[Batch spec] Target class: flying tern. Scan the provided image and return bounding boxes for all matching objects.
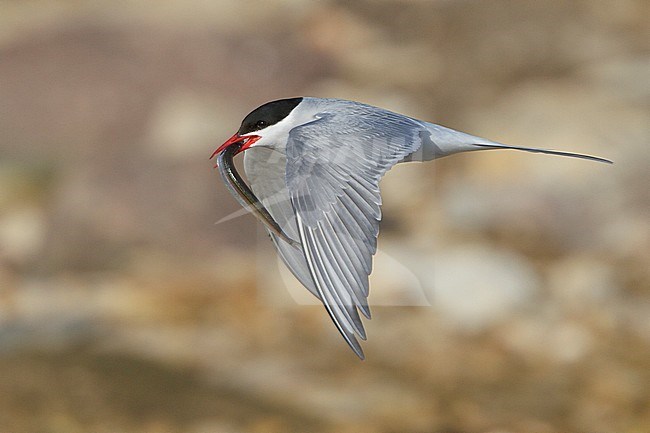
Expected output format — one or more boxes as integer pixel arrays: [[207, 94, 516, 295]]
[[211, 97, 611, 359]]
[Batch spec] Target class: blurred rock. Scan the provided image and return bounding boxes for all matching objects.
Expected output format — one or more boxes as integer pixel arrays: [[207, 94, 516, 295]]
[[500, 317, 595, 364], [145, 90, 244, 162], [425, 244, 540, 332], [546, 255, 619, 310], [0, 206, 46, 265]]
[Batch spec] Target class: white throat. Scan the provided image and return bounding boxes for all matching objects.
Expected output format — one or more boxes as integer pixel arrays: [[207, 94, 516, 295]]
[[243, 100, 320, 151]]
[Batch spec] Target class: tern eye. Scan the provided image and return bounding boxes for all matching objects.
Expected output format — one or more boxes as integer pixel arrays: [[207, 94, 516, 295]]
[[255, 120, 267, 129]]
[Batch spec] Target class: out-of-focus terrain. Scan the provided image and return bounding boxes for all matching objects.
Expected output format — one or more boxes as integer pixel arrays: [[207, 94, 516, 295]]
[[0, 1, 648, 432]]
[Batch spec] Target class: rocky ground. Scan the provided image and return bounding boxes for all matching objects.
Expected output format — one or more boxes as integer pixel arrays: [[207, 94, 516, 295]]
[[0, 1, 648, 432]]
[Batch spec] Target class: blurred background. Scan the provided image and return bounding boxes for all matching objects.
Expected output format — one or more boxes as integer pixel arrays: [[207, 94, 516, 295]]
[[1, 1, 648, 432]]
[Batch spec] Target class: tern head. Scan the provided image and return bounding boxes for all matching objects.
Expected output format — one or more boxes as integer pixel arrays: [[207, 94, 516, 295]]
[[212, 97, 307, 157]]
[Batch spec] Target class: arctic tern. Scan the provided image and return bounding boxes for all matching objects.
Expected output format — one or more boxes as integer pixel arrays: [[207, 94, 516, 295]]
[[211, 97, 611, 359]]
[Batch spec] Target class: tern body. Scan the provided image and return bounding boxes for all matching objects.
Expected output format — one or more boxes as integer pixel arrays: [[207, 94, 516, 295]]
[[213, 97, 610, 359]]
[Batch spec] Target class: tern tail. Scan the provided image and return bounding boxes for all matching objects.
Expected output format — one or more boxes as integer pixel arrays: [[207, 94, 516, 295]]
[[471, 143, 613, 164], [410, 122, 613, 164]]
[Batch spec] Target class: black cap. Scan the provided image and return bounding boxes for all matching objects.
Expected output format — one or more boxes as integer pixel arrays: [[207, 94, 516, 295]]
[[238, 97, 303, 135]]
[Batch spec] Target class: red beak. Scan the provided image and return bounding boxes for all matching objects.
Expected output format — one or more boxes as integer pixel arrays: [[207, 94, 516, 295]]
[[210, 133, 261, 159]]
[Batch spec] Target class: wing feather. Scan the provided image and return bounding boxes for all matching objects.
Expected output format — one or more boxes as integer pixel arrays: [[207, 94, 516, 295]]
[[319, 215, 371, 317], [285, 103, 423, 358], [297, 215, 366, 359], [328, 205, 372, 275], [312, 225, 366, 337]]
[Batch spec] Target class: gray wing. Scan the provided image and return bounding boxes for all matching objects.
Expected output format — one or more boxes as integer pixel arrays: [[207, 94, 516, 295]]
[[243, 147, 321, 299], [286, 106, 423, 358]]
